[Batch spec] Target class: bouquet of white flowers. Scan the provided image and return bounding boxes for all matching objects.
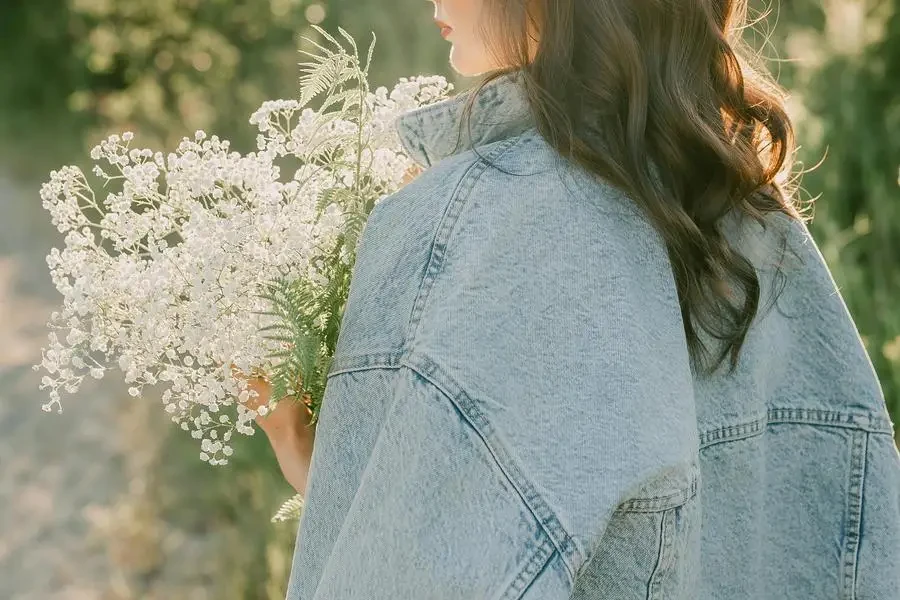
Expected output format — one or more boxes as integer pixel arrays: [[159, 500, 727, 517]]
[[33, 25, 452, 520]]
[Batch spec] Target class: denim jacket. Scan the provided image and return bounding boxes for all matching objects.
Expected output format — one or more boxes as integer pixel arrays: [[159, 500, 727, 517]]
[[285, 69, 900, 599]]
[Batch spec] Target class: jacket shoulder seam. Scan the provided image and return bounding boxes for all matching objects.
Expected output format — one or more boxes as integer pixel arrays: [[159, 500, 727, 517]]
[[402, 133, 532, 348]]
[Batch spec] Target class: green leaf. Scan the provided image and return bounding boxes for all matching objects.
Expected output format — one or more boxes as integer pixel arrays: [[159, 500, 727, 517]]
[[271, 493, 306, 523], [364, 32, 377, 75]]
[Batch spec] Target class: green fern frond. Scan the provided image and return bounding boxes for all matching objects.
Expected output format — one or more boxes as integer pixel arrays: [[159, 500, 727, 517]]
[[336, 27, 358, 58], [363, 32, 376, 74], [298, 53, 347, 108], [309, 23, 342, 50], [315, 186, 355, 220], [337, 64, 361, 85], [318, 88, 362, 114], [299, 28, 337, 57], [247, 25, 394, 427], [256, 277, 318, 314], [271, 493, 306, 523], [253, 271, 334, 409]]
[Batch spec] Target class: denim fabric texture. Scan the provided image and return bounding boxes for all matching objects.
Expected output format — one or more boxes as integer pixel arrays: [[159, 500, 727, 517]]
[[285, 69, 900, 599]]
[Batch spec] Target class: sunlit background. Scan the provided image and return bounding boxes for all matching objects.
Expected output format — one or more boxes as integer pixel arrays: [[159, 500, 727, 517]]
[[1, 1, 898, 598]]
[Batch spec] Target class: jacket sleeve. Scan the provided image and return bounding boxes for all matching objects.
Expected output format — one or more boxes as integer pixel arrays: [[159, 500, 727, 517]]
[[287, 364, 574, 600]]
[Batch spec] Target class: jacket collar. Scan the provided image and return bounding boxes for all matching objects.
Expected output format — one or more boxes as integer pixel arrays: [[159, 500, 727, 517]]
[[393, 68, 535, 169]]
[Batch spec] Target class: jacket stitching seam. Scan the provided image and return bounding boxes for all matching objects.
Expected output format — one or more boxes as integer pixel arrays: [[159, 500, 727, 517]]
[[321, 355, 570, 595], [851, 434, 869, 598], [328, 361, 894, 439], [400, 352, 582, 587], [402, 133, 528, 352], [768, 407, 893, 433], [614, 469, 699, 512], [840, 429, 867, 599], [698, 407, 893, 448], [645, 507, 674, 600], [698, 416, 765, 448], [501, 543, 557, 600]]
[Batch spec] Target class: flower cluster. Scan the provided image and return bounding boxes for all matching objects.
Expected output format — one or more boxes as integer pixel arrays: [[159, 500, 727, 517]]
[[34, 42, 453, 467]]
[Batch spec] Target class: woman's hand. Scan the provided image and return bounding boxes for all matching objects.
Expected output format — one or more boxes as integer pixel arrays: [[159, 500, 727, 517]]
[[231, 365, 317, 496], [401, 164, 423, 187]]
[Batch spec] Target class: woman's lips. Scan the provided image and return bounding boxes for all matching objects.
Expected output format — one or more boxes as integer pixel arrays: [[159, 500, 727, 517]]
[[440, 26, 453, 39]]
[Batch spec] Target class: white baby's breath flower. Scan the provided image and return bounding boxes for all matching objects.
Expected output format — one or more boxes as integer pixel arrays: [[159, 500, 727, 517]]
[[34, 31, 453, 468]]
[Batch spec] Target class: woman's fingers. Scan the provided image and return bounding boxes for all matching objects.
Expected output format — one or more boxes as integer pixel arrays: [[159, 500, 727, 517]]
[[225, 362, 313, 424]]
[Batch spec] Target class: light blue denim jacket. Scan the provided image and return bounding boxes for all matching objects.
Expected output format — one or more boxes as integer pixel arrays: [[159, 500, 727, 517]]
[[285, 70, 900, 599]]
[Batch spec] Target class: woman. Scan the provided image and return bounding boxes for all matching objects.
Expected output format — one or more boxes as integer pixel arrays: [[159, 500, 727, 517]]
[[249, 1, 900, 598]]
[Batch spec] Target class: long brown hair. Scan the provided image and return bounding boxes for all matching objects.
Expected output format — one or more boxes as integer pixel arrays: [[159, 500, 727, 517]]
[[458, 0, 808, 377]]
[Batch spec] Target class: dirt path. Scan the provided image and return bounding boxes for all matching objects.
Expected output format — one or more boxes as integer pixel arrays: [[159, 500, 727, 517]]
[[0, 172, 131, 599]]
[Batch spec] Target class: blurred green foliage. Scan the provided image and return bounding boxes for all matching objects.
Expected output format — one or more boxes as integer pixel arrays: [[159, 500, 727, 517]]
[[2, 0, 897, 597], [0, 0, 462, 179], [744, 0, 900, 424], [0, 0, 314, 177]]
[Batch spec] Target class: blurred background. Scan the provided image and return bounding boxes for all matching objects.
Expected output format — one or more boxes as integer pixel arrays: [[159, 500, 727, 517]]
[[0, 0, 897, 598]]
